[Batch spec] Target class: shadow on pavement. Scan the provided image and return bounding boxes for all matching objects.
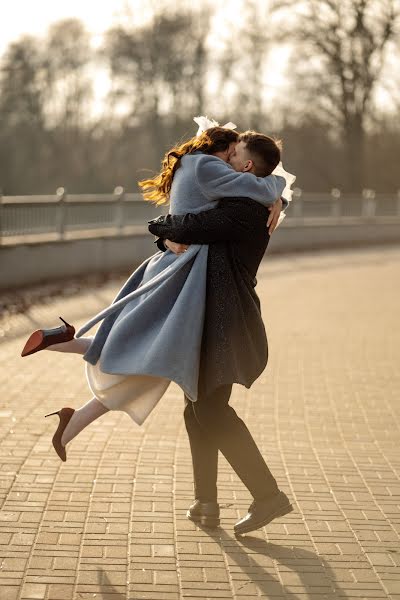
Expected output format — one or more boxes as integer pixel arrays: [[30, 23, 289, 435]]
[[81, 568, 125, 599], [201, 526, 349, 600]]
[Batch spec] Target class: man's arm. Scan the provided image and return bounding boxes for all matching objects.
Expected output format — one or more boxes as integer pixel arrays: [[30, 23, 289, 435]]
[[148, 198, 268, 245]]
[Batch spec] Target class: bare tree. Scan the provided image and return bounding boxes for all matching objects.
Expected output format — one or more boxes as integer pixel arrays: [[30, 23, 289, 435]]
[[0, 36, 47, 192], [0, 21, 97, 194], [44, 19, 93, 130], [281, 0, 400, 191], [102, 6, 212, 172], [217, 0, 278, 130], [42, 19, 95, 189], [103, 8, 210, 121], [239, 1, 273, 129]]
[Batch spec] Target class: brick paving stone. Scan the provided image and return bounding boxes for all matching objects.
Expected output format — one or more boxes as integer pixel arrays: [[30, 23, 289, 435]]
[[1, 587, 20, 600], [1, 246, 400, 599]]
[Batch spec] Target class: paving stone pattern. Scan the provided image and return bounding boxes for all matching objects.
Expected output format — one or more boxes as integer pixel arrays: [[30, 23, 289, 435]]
[[0, 246, 399, 600]]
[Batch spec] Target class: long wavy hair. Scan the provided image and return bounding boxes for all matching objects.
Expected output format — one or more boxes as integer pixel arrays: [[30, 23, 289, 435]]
[[139, 127, 239, 205]]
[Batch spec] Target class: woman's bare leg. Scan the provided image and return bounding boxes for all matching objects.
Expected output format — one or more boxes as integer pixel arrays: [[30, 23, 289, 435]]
[[61, 397, 109, 446], [46, 336, 93, 355]]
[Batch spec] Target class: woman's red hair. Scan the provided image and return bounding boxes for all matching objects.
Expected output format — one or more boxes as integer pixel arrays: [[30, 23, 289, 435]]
[[139, 127, 239, 205]]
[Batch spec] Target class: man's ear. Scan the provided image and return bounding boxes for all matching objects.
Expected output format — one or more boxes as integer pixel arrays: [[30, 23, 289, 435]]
[[243, 160, 253, 172]]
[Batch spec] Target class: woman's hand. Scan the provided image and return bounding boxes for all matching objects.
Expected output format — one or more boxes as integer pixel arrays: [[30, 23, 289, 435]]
[[164, 239, 190, 254], [267, 198, 283, 234]]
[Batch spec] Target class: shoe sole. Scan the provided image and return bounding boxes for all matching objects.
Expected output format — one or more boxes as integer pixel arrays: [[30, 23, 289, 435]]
[[21, 325, 75, 357], [186, 511, 220, 528], [21, 331, 44, 357], [234, 501, 294, 536]]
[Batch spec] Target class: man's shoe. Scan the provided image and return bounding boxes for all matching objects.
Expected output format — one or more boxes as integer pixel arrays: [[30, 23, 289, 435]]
[[234, 490, 293, 536], [187, 499, 220, 528]]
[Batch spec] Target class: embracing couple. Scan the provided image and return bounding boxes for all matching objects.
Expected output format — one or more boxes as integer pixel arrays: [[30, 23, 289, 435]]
[[21, 118, 296, 536]]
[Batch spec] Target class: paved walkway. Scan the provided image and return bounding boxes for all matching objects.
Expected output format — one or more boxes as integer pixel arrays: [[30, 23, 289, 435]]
[[1, 245, 399, 600]]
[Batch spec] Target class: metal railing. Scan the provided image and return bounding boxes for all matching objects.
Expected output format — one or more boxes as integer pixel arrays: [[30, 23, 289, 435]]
[[0, 187, 168, 244], [1, 187, 399, 244], [289, 188, 400, 220]]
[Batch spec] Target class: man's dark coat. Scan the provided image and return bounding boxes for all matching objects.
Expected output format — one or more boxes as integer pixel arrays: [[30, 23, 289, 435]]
[[148, 197, 271, 399]]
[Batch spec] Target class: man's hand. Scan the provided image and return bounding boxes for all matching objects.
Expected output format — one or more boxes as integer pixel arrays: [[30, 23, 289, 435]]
[[164, 239, 190, 254], [267, 197, 283, 234]]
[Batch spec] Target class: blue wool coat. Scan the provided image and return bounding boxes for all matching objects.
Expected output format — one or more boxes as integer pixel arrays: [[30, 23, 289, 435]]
[[76, 153, 286, 405]]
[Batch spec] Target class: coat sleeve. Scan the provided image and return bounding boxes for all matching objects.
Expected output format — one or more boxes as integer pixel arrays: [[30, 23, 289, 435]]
[[148, 199, 268, 244], [195, 155, 289, 209]]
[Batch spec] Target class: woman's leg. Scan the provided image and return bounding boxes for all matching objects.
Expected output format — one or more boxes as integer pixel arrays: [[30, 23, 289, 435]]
[[61, 397, 109, 446], [46, 336, 93, 355]]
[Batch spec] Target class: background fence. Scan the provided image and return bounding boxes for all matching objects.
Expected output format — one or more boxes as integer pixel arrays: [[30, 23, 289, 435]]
[[1, 189, 399, 291], [1, 189, 400, 244], [0, 188, 165, 243]]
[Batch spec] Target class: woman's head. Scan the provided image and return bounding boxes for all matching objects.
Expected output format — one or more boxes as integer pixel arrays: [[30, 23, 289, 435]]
[[139, 127, 239, 205], [201, 127, 239, 161]]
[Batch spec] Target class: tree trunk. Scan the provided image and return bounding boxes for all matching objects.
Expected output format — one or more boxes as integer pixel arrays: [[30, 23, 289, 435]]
[[345, 115, 365, 192]]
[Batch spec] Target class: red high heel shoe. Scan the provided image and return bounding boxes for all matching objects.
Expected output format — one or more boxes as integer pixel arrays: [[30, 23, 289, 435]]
[[44, 407, 75, 462], [21, 317, 75, 357]]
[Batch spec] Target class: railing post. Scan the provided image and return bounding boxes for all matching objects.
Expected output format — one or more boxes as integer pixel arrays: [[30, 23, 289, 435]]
[[114, 186, 125, 232], [331, 188, 341, 219], [292, 188, 303, 218], [0, 189, 3, 245], [362, 189, 376, 218], [56, 187, 66, 240]]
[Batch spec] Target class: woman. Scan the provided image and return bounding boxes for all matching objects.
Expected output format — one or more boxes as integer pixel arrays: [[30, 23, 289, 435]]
[[21, 122, 290, 461]]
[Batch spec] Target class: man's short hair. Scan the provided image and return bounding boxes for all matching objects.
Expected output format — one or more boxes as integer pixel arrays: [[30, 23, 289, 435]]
[[239, 131, 282, 177]]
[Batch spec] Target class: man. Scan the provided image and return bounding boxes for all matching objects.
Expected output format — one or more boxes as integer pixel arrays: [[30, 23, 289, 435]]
[[148, 131, 294, 536]]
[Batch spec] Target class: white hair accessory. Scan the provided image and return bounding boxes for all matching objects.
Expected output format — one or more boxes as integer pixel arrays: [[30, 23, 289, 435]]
[[193, 116, 237, 136], [272, 162, 296, 204], [271, 161, 297, 228]]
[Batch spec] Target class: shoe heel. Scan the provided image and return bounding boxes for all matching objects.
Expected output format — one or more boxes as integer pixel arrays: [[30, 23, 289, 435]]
[[277, 503, 294, 518], [200, 515, 220, 528], [45, 411, 60, 418], [187, 512, 201, 522], [59, 317, 73, 329]]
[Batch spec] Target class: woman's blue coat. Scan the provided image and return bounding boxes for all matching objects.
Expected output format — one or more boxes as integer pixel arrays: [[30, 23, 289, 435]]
[[76, 153, 286, 403]]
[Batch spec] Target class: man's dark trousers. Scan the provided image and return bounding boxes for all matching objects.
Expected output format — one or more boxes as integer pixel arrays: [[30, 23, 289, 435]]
[[148, 198, 284, 503], [183, 385, 279, 502]]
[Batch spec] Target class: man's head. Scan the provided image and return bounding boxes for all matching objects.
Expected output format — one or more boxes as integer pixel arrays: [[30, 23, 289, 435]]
[[229, 131, 282, 176]]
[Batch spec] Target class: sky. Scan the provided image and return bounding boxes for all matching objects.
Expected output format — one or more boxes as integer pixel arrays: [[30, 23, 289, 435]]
[[0, 1, 155, 116], [1, 0, 395, 116], [0, 0, 147, 55], [0, 0, 244, 54]]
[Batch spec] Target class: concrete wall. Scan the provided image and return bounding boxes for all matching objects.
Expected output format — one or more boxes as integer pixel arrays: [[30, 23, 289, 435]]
[[1, 220, 399, 291], [1, 233, 155, 290], [268, 220, 400, 253]]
